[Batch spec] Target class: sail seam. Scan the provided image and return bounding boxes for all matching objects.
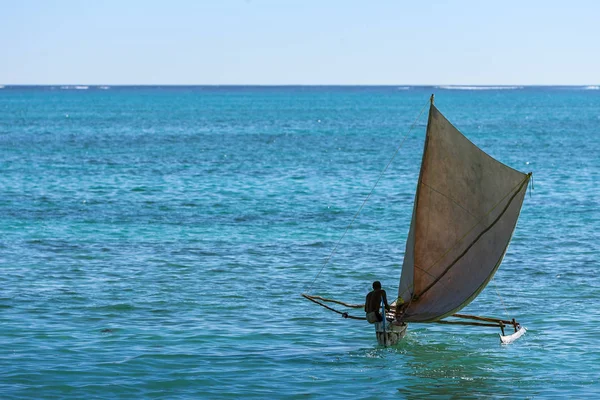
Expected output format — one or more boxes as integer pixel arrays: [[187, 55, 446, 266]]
[[413, 174, 529, 279], [413, 174, 531, 301], [412, 246, 509, 322], [420, 180, 479, 220]]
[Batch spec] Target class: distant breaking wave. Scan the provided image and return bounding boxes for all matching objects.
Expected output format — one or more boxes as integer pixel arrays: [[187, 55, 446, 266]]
[[397, 86, 410, 90], [437, 85, 523, 90], [98, 86, 110, 90], [583, 85, 599, 90], [60, 85, 89, 90], [0, 85, 4, 89]]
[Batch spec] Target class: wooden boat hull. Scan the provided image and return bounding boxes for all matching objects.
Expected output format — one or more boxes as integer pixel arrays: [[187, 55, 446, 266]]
[[375, 321, 408, 346]]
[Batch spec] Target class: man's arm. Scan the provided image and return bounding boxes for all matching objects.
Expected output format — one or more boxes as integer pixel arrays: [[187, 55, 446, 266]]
[[382, 290, 391, 310]]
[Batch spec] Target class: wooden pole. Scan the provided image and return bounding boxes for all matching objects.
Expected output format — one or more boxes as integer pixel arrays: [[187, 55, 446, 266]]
[[301, 294, 366, 320], [302, 294, 363, 308], [452, 313, 516, 326], [433, 320, 500, 328]]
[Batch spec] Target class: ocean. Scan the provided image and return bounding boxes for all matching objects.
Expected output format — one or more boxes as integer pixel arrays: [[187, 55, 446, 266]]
[[0, 85, 598, 398]]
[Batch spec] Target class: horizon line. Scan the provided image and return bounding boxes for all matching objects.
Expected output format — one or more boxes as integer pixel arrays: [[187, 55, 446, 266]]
[[1, 84, 599, 87]]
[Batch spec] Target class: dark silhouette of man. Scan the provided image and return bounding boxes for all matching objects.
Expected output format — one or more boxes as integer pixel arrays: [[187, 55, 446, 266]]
[[365, 281, 390, 323]]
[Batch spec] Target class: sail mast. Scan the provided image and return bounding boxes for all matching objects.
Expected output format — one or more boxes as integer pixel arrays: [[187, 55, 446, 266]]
[[397, 95, 435, 313]]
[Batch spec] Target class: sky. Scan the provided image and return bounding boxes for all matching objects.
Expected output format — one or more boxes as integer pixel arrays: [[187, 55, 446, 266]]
[[1, 0, 598, 85]]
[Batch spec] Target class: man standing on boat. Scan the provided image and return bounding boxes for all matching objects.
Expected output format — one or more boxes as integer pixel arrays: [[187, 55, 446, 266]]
[[365, 281, 390, 323]]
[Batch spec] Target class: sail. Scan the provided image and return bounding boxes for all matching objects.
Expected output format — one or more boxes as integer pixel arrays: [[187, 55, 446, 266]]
[[398, 105, 530, 322]]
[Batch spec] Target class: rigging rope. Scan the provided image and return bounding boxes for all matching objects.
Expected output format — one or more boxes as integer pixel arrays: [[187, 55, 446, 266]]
[[492, 278, 510, 320], [303, 98, 431, 295], [486, 173, 535, 320], [492, 173, 532, 320]]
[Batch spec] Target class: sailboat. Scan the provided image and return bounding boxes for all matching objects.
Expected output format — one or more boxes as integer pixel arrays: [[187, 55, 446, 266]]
[[303, 95, 531, 346]]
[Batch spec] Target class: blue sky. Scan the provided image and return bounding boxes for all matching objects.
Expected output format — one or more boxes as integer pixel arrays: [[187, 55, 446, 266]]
[[1, 0, 598, 85]]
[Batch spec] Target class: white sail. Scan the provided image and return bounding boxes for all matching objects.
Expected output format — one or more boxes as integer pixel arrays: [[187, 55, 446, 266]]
[[398, 105, 530, 322]]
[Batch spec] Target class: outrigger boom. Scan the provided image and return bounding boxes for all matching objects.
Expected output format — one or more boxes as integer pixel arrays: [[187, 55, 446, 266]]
[[432, 313, 525, 344], [302, 294, 526, 344]]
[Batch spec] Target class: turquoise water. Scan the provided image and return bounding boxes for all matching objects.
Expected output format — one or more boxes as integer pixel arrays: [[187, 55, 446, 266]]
[[0, 86, 598, 398]]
